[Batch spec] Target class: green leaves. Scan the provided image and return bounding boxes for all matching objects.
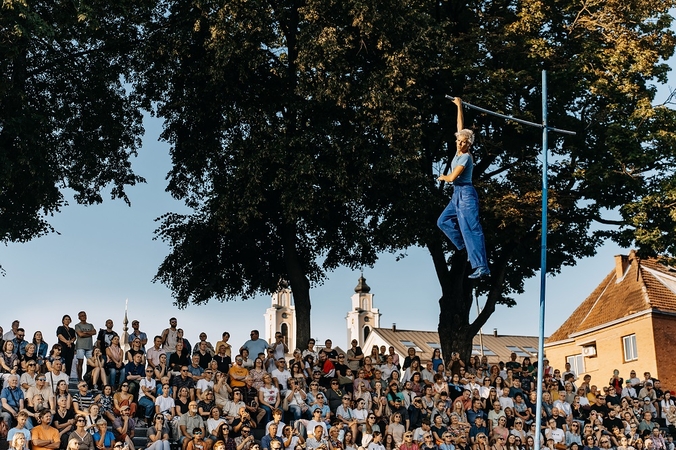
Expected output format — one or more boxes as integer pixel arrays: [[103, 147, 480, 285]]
[[0, 0, 150, 245]]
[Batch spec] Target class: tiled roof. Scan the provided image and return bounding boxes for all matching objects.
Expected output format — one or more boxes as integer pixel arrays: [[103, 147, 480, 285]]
[[371, 328, 539, 363], [546, 251, 676, 343]]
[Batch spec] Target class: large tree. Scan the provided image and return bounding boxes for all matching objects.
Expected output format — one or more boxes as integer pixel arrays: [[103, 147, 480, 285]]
[[139, 0, 395, 347], [0, 0, 150, 248], [356, 0, 676, 361], [139, 0, 676, 357]]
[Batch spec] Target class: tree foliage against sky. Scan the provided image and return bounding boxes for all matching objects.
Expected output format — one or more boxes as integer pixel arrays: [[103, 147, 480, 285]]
[[140, 0, 674, 353], [0, 0, 150, 246]]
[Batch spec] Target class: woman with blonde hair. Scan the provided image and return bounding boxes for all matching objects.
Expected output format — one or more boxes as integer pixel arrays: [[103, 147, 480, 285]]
[[10, 433, 28, 450]]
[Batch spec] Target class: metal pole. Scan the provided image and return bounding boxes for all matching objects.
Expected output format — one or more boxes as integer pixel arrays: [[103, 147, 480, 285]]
[[534, 69, 549, 450], [475, 289, 484, 357], [444, 95, 576, 136], [446, 78, 575, 450]]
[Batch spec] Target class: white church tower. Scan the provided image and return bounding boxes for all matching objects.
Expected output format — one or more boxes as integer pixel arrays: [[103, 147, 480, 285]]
[[346, 274, 380, 347], [264, 281, 296, 351]]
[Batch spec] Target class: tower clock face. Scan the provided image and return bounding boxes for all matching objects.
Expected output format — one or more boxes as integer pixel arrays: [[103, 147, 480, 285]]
[[364, 317, 370, 322], [282, 313, 288, 319]]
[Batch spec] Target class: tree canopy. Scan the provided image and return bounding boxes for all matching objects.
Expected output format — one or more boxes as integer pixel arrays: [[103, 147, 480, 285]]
[[135, 0, 676, 354], [0, 0, 150, 247]]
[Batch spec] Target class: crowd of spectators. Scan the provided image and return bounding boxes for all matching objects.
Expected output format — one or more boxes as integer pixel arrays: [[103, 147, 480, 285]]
[[0, 315, 674, 450]]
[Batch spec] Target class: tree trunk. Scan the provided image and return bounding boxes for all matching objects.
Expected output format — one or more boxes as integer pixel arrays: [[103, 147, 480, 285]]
[[281, 223, 312, 349], [429, 240, 512, 365], [431, 245, 476, 362]]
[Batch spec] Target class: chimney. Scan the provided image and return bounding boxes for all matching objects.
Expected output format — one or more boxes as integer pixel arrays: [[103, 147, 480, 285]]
[[493, 328, 498, 337], [615, 254, 629, 280], [392, 323, 397, 332]]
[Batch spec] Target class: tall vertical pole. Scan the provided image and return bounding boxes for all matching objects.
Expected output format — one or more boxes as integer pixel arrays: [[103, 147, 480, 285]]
[[534, 70, 548, 450]]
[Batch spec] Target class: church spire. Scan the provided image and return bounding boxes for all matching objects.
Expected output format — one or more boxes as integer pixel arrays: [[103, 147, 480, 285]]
[[354, 273, 371, 293]]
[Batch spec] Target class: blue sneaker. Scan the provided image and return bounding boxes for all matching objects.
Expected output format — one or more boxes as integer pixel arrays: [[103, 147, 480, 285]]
[[468, 266, 490, 279]]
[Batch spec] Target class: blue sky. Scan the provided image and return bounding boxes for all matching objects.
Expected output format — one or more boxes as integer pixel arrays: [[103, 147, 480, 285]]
[[2, 69, 673, 354]]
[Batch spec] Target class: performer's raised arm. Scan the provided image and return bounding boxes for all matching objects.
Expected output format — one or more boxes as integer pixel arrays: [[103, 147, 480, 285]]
[[453, 97, 464, 132]]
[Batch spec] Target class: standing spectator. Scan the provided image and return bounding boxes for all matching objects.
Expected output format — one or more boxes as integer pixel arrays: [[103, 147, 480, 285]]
[[270, 333, 288, 361], [302, 339, 318, 362], [56, 316, 77, 380], [193, 334, 215, 357], [240, 331, 268, 361], [346, 340, 363, 372], [214, 332, 232, 358], [74, 312, 96, 382], [128, 321, 148, 351], [95, 320, 118, 354], [12, 330, 27, 357], [161, 318, 179, 361], [147, 336, 167, 369]]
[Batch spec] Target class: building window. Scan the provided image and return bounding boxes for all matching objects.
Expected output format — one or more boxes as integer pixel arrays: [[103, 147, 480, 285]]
[[472, 345, 497, 356], [566, 354, 585, 375], [506, 346, 530, 357], [623, 334, 638, 362], [399, 340, 423, 352]]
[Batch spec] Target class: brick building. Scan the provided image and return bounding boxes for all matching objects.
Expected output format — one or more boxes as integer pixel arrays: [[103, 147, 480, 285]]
[[545, 251, 676, 389]]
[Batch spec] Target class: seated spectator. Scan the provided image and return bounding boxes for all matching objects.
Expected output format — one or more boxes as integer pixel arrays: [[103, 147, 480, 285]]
[[126, 337, 146, 366], [196, 370, 215, 400], [123, 353, 146, 397], [197, 391, 217, 420], [113, 382, 136, 416], [92, 419, 115, 450], [305, 424, 330, 450], [112, 406, 136, 450], [178, 402, 206, 450], [67, 415, 94, 450], [174, 366, 197, 402], [206, 408, 227, 441], [30, 410, 60, 450], [85, 348, 107, 391], [146, 415, 171, 450], [1, 374, 25, 427], [7, 410, 32, 446], [105, 336, 126, 389], [9, 431, 28, 450], [138, 366, 158, 426], [52, 395, 76, 449], [170, 342, 192, 375]]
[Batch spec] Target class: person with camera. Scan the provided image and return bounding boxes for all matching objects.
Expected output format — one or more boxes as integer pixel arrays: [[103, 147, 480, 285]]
[[306, 424, 330, 450], [231, 406, 257, 439]]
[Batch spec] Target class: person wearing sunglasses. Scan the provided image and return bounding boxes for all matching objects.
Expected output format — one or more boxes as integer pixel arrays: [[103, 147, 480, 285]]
[[147, 415, 171, 450], [185, 428, 207, 450]]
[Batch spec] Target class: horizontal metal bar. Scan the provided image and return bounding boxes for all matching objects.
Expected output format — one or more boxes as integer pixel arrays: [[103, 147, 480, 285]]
[[445, 95, 576, 136]]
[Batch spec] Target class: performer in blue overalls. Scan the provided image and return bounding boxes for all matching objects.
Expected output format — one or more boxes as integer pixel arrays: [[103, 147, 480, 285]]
[[437, 97, 490, 279]]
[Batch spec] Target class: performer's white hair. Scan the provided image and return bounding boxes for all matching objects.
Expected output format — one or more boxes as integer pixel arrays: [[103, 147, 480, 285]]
[[455, 129, 475, 145]]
